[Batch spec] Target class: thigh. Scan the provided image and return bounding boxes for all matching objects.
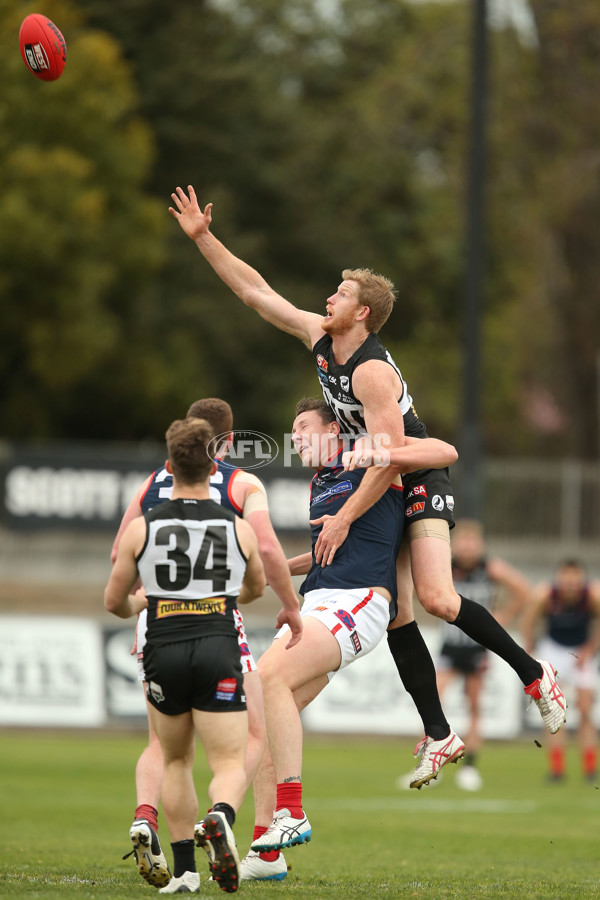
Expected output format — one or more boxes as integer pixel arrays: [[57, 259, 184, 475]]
[[408, 529, 457, 605], [260, 615, 343, 691], [194, 708, 248, 768], [148, 703, 195, 765], [303, 588, 390, 674]]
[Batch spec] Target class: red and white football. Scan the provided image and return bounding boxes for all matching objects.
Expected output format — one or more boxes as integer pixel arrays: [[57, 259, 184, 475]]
[[19, 14, 67, 81]]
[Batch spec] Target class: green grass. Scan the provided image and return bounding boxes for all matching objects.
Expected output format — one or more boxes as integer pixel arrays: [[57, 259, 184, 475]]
[[0, 731, 598, 899]]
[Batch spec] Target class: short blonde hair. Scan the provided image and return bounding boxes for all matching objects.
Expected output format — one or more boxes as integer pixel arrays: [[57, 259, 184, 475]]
[[342, 268, 396, 333]]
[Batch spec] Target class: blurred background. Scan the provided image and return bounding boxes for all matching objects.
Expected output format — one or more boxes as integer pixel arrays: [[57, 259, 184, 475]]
[[1, 0, 598, 734]]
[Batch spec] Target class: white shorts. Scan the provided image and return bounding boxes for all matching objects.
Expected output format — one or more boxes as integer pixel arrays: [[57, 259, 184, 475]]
[[275, 587, 390, 680], [136, 606, 257, 682], [537, 637, 598, 692]]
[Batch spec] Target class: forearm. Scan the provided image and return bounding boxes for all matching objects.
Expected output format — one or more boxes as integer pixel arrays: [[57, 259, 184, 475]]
[[104, 590, 146, 619], [288, 552, 312, 576], [337, 466, 397, 526], [260, 544, 301, 610], [396, 438, 458, 472], [194, 231, 268, 308]]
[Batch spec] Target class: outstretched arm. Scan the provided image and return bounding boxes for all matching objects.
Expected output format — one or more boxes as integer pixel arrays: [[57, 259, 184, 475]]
[[169, 186, 324, 348]]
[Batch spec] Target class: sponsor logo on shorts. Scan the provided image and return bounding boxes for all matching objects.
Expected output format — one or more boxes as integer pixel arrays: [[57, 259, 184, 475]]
[[446, 495, 455, 511], [215, 678, 237, 701], [157, 598, 226, 618], [314, 606, 329, 611], [406, 484, 427, 501], [406, 501, 425, 517], [316, 354, 329, 371], [334, 609, 356, 631], [432, 495, 445, 511], [149, 681, 165, 703], [239, 641, 251, 658], [340, 376, 350, 392], [350, 631, 362, 654]]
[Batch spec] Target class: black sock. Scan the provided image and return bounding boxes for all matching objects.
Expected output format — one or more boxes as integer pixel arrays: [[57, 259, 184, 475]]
[[387, 622, 450, 741], [211, 802, 236, 829], [171, 839, 196, 878], [453, 596, 543, 685]]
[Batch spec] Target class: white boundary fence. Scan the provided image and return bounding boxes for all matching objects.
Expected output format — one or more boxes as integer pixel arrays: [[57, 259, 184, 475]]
[[2, 615, 598, 735]]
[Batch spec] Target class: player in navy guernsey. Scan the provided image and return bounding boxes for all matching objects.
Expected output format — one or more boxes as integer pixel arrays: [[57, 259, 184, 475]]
[[105, 417, 266, 894], [170, 184, 567, 789], [299, 448, 403, 601], [110, 398, 301, 888], [524, 560, 600, 783], [247, 397, 459, 862]]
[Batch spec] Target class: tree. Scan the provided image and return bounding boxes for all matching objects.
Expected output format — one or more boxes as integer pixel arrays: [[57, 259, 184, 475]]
[[0, 0, 168, 438]]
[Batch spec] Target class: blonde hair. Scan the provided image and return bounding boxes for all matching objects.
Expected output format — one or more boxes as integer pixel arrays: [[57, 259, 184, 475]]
[[342, 267, 396, 333]]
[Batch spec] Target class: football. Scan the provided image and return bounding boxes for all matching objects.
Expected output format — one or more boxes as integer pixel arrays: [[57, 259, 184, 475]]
[[19, 14, 67, 81]]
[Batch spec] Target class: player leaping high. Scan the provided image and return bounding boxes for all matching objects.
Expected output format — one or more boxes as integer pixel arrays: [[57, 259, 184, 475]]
[[169, 186, 566, 786]]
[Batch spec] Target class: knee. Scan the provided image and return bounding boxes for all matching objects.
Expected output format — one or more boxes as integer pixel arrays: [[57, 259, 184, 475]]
[[417, 587, 460, 621], [257, 653, 281, 694]]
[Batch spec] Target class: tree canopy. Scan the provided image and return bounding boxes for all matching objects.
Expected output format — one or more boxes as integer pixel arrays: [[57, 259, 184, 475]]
[[2, 0, 599, 456]]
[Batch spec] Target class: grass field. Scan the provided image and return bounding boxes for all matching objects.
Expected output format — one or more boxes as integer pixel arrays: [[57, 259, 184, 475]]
[[0, 730, 598, 900]]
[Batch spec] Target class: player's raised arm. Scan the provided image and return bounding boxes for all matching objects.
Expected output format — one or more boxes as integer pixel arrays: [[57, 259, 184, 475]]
[[169, 185, 324, 348]]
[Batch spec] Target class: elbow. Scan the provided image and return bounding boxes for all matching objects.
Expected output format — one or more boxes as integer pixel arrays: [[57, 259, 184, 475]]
[[104, 588, 125, 617], [257, 538, 282, 567], [447, 445, 459, 466], [104, 590, 118, 615]]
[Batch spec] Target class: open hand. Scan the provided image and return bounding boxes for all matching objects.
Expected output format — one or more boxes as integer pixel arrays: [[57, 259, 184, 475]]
[[169, 185, 212, 241]]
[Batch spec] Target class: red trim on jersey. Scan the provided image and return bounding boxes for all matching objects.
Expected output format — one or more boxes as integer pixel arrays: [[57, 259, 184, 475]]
[[139, 470, 158, 509], [389, 483, 404, 492], [352, 589, 373, 615], [316, 447, 344, 475], [226, 467, 244, 514]]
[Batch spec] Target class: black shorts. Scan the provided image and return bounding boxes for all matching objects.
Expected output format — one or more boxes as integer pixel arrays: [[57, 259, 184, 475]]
[[143, 635, 246, 716], [438, 643, 488, 675], [402, 467, 455, 526]]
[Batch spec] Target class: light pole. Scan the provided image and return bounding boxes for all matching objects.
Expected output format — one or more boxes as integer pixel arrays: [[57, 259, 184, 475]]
[[460, 0, 488, 520]]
